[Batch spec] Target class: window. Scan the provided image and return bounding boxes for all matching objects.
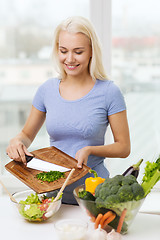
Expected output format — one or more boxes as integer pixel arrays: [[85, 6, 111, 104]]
[[109, 0, 160, 182]]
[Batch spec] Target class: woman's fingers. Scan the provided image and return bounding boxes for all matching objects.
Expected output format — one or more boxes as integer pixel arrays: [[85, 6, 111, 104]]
[[18, 146, 27, 165], [6, 142, 31, 165], [6, 146, 21, 161], [75, 147, 89, 168], [77, 159, 83, 168]]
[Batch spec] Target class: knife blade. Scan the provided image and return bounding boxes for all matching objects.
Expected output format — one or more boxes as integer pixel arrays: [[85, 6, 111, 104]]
[[25, 155, 71, 172]]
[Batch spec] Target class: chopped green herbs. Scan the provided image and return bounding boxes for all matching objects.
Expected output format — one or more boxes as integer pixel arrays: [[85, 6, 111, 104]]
[[36, 171, 65, 183]]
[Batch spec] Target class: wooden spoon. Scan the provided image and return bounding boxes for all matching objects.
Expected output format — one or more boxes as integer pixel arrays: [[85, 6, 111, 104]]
[[0, 179, 17, 203], [45, 168, 75, 217]]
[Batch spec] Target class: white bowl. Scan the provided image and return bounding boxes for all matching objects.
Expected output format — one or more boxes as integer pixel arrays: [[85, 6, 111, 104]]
[[54, 218, 88, 240]]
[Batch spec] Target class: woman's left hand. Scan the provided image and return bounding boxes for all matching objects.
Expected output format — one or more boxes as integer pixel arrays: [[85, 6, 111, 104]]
[[75, 146, 90, 168]]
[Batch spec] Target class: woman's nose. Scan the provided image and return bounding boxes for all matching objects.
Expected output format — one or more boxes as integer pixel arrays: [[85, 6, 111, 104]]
[[66, 52, 75, 63]]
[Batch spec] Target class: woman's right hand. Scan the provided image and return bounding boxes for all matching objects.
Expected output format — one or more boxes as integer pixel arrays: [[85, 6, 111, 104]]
[[6, 106, 46, 165], [6, 138, 32, 165]]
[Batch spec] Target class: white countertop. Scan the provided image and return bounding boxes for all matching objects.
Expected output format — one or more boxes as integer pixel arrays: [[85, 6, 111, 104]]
[[0, 191, 160, 240]]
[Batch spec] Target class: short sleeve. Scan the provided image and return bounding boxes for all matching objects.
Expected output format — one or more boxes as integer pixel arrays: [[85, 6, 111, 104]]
[[32, 84, 46, 112], [106, 82, 126, 116]]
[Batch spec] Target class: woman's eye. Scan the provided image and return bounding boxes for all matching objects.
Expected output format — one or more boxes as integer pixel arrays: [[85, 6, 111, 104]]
[[75, 51, 83, 55], [60, 50, 67, 54]]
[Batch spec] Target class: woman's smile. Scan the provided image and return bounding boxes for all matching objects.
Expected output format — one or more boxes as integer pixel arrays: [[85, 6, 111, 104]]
[[64, 63, 80, 70]]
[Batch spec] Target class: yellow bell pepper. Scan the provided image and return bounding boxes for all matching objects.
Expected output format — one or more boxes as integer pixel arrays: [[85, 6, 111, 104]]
[[85, 169, 105, 194]]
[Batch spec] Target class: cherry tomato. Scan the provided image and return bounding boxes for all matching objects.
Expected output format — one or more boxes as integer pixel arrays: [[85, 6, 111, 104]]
[[42, 198, 52, 204]]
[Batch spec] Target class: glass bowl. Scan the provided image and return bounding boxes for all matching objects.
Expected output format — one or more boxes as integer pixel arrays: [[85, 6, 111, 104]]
[[11, 189, 62, 222], [73, 185, 144, 234], [54, 218, 88, 240]]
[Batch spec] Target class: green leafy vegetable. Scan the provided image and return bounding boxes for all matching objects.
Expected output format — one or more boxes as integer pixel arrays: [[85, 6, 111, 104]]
[[19, 193, 45, 221], [19, 193, 41, 204], [78, 189, 96, 201], [141, 157, 160, 196], [18, 192, 59, 221], [19, 204, 44, 221], [36, 171, 65, 183]]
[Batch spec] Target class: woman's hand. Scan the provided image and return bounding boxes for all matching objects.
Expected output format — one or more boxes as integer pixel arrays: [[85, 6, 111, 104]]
[[6, 137, 32, 165], [75, 146, 90, 168], [6, 106, 46, 165]]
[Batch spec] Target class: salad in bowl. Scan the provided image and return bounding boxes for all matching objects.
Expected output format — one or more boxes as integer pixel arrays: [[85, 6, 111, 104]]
[[11, 189, 62, 222]]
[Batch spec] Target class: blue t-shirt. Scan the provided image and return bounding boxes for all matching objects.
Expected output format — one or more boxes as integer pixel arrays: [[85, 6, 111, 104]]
[[32, 78, 126, 169]]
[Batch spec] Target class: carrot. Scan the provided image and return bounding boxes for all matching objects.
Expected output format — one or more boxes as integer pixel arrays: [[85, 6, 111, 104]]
[[103, 213, 116, 228], [94, 213, 103, 229], [117, 208, 127, 233], [99, 211, 113, 227]]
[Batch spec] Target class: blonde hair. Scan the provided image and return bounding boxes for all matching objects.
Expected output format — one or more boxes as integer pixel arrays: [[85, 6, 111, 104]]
[[52, 16, 108, 81]]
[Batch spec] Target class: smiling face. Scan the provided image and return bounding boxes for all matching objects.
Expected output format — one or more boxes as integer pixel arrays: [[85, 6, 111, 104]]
[[58, 30, 92, 79]]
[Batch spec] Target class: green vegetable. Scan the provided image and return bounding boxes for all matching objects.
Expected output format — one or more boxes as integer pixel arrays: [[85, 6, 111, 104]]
[[78, 188, 98, 216], [95, 174, 145, 223], [19, 193, 44, 221], [19, 204, 44, 221], [18, 192, 59, 221], [141, 157, 160, 196], [142, 158, 160, 183], [19, 193, 41, 204], [78, 188, 107, 217], [36, 171, 65, 183], [95, 175, 144, 208], [78, 189, 96, 201], [156, 157, 160, 164], [132, 182, 145, 200]]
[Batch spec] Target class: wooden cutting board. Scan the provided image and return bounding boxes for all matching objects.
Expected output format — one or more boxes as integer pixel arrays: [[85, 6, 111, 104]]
[[5, 146, 90, 193]]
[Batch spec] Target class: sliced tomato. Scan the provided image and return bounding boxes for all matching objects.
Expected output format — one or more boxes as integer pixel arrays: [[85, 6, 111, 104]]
[[38, 203, 48, 211], [42, 198, 52, 204]]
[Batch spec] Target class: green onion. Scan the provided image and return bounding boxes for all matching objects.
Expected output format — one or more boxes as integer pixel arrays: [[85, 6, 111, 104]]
[[36, 171, 65, 183]]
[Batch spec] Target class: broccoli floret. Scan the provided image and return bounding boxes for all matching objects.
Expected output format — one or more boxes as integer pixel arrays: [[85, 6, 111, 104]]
[[132, 182, 145, 200], [104, 194, 121, 205], [106, 175, 124, 186], [95, 182, 104, 198], [95, 174, 145, 211], [122, 175, 137, 186], [97, 185, 120, 201], [118, 185, 134, 201], [78, 189, 95, 201], [98, 186, 111, 200], [110, 185, 120, 195]]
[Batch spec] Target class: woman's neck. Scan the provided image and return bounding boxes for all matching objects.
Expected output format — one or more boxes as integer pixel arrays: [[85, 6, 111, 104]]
[[59, 74, 95, 101], [63, 72, 93, 86]]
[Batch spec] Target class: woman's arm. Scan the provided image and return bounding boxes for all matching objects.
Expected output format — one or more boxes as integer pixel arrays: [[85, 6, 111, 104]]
[[75, 110, 130, 167], [6, 106, 46, 165]]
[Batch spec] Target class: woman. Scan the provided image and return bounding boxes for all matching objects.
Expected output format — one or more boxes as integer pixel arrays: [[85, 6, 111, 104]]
[[6, 16, 130, 204]]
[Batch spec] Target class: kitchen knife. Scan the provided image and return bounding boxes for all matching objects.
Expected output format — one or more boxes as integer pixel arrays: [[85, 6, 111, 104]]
[[25, 155, 71, 172]]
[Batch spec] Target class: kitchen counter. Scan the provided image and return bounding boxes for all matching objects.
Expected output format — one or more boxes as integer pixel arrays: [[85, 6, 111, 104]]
[[0, 191, 160, 240]]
